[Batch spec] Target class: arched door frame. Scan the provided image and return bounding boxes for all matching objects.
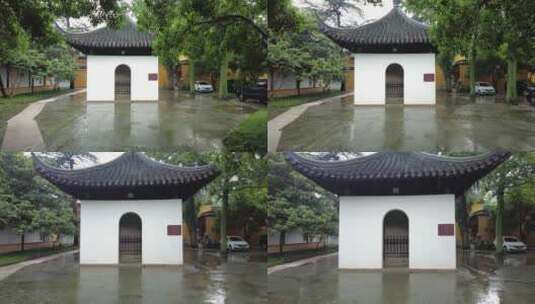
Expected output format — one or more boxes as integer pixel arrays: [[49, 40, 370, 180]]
[[385, 63, 405, 104], [114, 64, 132, 101], [118, 212, 142, 264], [382, 209, 409, 268]]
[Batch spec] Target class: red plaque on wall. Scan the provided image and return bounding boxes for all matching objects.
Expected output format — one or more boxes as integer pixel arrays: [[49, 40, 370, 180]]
[[167, 225, 181, 236], [438, 224, 454, 236], [148, 73, 158, 81], [424, 73, 435, 82]]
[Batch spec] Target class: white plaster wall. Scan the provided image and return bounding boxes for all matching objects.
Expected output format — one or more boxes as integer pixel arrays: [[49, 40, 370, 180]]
[[86, 55, 159, 101], [0, 229, 43, 244], [80, 199, 182, 265], [354, 53, 436, 105], [268, 229, 322, 245], [339, 194, 456, 270]]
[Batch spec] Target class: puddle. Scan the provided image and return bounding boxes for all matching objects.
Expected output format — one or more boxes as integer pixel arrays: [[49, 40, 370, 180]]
[[278, 93, 535, 152], [34, 90, 261, 151]]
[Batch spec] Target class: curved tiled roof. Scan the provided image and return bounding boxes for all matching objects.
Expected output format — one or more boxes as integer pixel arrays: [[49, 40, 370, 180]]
[[286, 151, 510, 196], [58, 18, 153, 54], [321, 7, 434, 53], [34, 152, 219, 200]]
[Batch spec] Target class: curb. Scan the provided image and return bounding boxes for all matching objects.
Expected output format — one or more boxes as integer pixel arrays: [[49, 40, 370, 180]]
[[268, 252, 337, 275], [0, 249, 79, 281], [268, 92, 353, 152]]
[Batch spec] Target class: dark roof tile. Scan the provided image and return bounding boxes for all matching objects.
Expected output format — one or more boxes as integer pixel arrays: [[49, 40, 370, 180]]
[[321, 7, 434, 53], [34, 152, 219, 200], [286, 151, 510, 196]]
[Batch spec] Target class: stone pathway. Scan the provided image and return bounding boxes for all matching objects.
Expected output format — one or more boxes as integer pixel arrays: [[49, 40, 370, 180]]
[[268, 92, 353, 152], [1, 90, 85, 151], [0, 249, 78, 281], [267, 252, 337, 275]]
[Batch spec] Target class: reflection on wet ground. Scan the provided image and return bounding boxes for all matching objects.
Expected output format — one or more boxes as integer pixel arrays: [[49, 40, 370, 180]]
[[0, 249, 267, 304], [268, 253, 535, 304], [278, 93, 535, 152], [34, 90, 260, 151]]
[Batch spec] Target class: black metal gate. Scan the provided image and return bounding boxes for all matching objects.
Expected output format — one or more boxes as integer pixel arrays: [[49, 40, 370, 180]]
[[385, 64, 404, 104], [383, 210, 409, 267], [119, 213, 142, 264], [115, 64, 131, 98], [383, 235, 408, 267]]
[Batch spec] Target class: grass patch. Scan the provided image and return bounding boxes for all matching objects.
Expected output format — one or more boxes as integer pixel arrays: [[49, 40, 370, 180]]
[[0, 245, 75, 267], [223, 109, 267, 153], [268, 246, 338, 268], [268, 90, 344, 119], [0, 89, 74, 144]]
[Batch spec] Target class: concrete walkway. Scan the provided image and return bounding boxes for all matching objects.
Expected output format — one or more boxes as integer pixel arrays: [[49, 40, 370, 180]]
[[1, 89, 85, 151], [267, 252, 338, 275], [0, 249, 79, 281], [268, 92, 353, 152]]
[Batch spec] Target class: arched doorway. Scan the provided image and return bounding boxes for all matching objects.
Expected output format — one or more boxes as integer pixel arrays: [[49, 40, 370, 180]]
[[119, 212, 142, 264], [115, 64, 131, 100], [385, 64, 404, 104], [383, 210, 409, 268]]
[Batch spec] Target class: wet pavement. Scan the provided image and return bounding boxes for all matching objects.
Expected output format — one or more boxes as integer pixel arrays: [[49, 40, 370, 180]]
[[277, 93, 535, 152], [0, 249, 267, 304], [268, 253, 535, 304], [27, 90, 260, 151]]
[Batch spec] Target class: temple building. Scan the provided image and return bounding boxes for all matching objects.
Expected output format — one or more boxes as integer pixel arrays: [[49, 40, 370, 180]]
[[286, 151, 510, 270], [59, 18, 159, 101], [34, 152, 219, 265], [321, 0, 437, 105]]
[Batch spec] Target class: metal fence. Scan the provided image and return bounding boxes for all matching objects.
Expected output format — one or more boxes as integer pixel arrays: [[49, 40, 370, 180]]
[[386, 83, 404, 98], [383, 235, 408, 266]]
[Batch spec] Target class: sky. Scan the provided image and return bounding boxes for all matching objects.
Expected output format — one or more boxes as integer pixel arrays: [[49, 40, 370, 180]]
[[292, 0, 395, 26]]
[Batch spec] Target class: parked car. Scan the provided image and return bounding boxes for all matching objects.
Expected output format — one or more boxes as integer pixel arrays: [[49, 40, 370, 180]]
[[194, 81, 214, 93], [494, 236, 528, 253], [475, 82, 496, 95], [236, 80, 267, 104], [226, 236, 250, 251]]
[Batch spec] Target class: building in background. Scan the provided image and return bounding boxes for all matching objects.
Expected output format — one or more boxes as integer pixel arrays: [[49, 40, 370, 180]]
[[59, 18, 159, 101], [322, 0, 437, 105], [287, 151, 509, 270], [34, 152, 219, 265]]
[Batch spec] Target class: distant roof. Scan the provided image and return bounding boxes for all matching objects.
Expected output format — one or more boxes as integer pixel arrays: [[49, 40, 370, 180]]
[[57, 18, 153, 55], [320, 7, 434, 53], [286, 151, 510, 196], [34, 152, 219, 200]]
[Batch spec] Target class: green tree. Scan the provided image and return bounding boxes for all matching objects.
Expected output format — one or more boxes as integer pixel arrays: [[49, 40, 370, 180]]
[[134, 0, 266, 97], [268, 13, 344, 96], [0, 0, 124, 97], [480, 153, 535, 254], [0, 152, 76, 251], [268, 153, 338, 254], [148, 151, 267, 253], [405, 0, 486, 97]]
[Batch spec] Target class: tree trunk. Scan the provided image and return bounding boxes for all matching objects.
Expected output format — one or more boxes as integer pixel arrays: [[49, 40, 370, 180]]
[[220, 181, 229, 254], [495, 189, 505, 255], [30, 73, 35, 94], [218, 51, 230, 99], [20, 233, 25, 252], [189, 61, 196, 94], [456, 193, 470, 249], [506, 51, 518, 103], [0, 73, 7, 97], [296, 80, 301, 96], [279, 230, 286, 255], [469, 48, 476, 97]]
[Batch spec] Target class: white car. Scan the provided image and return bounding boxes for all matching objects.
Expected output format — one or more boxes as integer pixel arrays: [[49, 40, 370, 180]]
[[475, 82, 496, 95], [495, 236, 527, 253], [194, 81, 214, 93], [227, 236, 250, 251]]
